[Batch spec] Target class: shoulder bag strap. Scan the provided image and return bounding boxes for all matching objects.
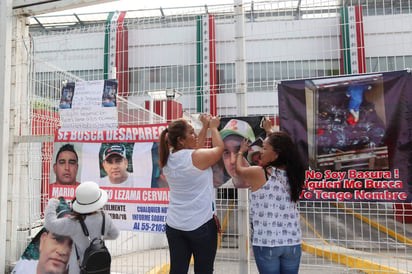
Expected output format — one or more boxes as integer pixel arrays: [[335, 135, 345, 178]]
[[76, 216, 90, 266], [75, 244, 81, 266], [79, 216, 89, 237], [101, 211, 105, 237]]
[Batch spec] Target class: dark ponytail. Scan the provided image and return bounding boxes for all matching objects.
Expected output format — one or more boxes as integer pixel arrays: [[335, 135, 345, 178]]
[[158, 119, 189, 168], [158, 127, 170, 168]]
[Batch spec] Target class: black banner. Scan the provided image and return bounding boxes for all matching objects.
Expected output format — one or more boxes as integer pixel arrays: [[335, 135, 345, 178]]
[[278, 70, 412, 202]]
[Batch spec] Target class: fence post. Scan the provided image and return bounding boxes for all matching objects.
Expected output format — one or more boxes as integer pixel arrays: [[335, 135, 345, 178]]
[[234, 0, 250, 273], [0, 0, 13, 271]]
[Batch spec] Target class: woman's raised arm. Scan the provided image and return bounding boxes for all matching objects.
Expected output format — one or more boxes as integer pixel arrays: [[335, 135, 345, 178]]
[[235, 138, 266, 190], [192, 116, 224, 170]]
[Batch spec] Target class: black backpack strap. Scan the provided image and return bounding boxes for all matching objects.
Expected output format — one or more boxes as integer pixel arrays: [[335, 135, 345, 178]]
[[79, 216, 89, 237], [75, 244, 81, 266], [101, 211, 105, 236], [76, 216, 89, 266], [79, 212, 105, 237]]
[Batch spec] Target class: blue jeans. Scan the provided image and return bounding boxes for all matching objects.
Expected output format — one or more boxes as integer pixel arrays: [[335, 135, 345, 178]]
[[347, 85, 366, 112], [253, 244, 302, 274], [166, 218, 217, 274]]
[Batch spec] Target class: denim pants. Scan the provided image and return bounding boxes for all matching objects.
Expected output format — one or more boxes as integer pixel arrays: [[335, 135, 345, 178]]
[[166, 218, 217, 274], [253, 244, 302, 274]]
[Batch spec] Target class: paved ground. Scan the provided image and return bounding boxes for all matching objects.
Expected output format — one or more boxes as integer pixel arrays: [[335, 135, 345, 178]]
[[110, 202, 412, 274], [111, 246, 373, 274]]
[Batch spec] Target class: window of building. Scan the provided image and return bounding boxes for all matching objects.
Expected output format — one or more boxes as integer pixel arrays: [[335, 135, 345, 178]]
[[129, 65, 196, 96], [366, 55, 412, 72]]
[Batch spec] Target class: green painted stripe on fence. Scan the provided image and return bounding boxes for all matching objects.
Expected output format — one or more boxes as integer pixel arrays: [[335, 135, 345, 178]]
[[341, 7, 351, 74], [104, 12, 115, 79]]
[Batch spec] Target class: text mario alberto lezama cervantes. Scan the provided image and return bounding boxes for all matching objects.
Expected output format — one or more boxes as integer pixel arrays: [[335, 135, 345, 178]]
[[55, 125, 167, 142], [50, 186, 170, 203], [104, 188, 170, 204]]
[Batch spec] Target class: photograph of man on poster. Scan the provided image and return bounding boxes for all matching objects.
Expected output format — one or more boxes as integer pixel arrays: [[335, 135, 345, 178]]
[[57, 140, 153, 189], [247, 144, 263, 167], [220, 119, 255, 188], [51, 144, 80, 186], [99, 143, 135, 187], [12, 199, 72, 274], [12, 230, 72, 274], [212, 117, 266, 188]]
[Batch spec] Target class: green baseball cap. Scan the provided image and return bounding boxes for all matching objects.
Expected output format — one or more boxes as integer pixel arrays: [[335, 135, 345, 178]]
[[220, 119, 256, 142]]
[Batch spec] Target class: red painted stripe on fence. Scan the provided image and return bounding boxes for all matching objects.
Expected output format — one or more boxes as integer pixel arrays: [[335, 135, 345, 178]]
[[116, 11, 129, 98], [355, 6, 366, 73]]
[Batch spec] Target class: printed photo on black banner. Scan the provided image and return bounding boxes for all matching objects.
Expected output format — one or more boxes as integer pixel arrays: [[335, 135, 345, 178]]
[[212, 116, 266, 188], [278, 70, 412, 202]]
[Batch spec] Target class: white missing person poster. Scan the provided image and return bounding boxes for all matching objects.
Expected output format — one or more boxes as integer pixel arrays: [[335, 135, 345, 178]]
[[59, 79, 118, 131]]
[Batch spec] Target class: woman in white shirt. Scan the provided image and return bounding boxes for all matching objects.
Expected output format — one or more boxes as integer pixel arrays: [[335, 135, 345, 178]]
[[158, 114, 224, 274]]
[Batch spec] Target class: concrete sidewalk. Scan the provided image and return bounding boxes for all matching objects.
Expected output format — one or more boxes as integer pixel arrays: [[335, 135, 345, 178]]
[[110, 201, 412, 274], [111, 246, 373, 274]]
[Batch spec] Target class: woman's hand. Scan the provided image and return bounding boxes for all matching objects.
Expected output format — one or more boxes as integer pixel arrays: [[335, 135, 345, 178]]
[[199, 113, 210, 128], [192, 115, 223, 170], [239, 138, 249, 155], [196, 114, 211, 148], [262, 117, 273, 134], [209, 116, 221, 129], [47, 197, 60, 209]]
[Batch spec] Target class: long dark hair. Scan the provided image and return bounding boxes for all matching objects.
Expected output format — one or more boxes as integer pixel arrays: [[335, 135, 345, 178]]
[[158, 119, 189, 168], [265, 131, 305, 202], [70, 211, 88, 221]]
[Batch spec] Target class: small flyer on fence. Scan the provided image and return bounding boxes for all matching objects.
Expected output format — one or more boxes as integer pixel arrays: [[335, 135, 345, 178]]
[[59, 79, 119, 131]]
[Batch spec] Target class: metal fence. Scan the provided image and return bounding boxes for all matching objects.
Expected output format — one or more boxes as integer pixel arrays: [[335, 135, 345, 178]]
[[4, 0, 412, 273]]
